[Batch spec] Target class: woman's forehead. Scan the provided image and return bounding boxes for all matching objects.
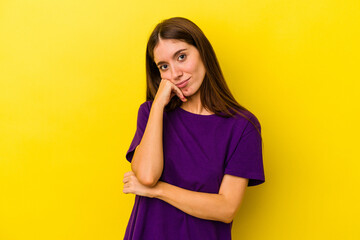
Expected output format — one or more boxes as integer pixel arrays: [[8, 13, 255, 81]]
[[154, 39, 191, 61]]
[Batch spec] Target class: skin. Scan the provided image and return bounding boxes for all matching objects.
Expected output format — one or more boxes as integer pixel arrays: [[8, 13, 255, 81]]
[[154, 38, 212, 115], [123, 38, 249, 224]]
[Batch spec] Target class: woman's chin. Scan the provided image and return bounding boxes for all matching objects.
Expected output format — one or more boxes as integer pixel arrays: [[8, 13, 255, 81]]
[[182, 91, 191, 98], [181, 87, 192, 95]]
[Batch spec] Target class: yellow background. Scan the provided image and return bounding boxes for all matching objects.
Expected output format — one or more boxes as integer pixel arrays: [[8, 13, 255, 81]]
[[1, 0, 359, 239]]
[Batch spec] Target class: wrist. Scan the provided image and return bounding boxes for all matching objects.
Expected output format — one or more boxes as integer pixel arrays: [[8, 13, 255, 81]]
[[151, 181, 164, 198], [152, 100, 165, 110]]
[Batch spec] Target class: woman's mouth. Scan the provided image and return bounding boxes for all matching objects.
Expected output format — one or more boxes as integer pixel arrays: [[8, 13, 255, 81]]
[[176, 77, 190, 88]]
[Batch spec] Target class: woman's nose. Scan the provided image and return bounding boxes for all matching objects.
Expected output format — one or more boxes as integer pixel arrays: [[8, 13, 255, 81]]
[[170, 65, 183, 80]]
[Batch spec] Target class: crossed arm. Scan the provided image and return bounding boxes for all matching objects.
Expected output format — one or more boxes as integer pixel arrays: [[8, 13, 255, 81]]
[[123, 171, 248, 224], [124, 103, 248, 223]]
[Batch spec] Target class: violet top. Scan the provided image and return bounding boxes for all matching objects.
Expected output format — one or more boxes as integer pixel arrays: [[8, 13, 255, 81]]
[[124, 100, 265, 240]]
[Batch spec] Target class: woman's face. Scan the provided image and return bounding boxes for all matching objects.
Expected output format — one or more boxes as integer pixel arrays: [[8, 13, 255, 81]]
[[153, 38, 206, 98]]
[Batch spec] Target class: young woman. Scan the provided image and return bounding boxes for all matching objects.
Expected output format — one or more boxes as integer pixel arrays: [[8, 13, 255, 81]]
[[122, 17, 265, 240]]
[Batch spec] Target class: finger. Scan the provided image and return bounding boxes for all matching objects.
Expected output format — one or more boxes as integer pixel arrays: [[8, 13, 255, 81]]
[[172, 85, 187, 101], [123, 175, 134, 183], [162, 79, 186, 101], [124, 171, 134, 177], [123, 177, 129, 183], [161, 78, 170, 86]]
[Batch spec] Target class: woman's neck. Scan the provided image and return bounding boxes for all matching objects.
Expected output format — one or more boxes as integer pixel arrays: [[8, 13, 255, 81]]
[[180, 93, 214, 115]]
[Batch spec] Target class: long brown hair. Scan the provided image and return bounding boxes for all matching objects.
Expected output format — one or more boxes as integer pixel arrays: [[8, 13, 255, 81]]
[[145, 17, 262, 140]]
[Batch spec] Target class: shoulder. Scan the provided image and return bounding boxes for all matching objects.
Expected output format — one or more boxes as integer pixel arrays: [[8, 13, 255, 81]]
[[138, 100, 154, 112], [229, 109, 261, 138], [242, 110, 261, 130], [134, 101, 154, 124], [229, 108, 260, 125], [139, 100, 153, 109]]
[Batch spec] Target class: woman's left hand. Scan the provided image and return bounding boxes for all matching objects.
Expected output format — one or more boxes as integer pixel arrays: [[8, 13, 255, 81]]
[[123, 171, 156, 198]]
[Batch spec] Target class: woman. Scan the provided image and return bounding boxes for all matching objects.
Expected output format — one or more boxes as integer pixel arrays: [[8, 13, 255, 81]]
[[122, 17, 265, 240]]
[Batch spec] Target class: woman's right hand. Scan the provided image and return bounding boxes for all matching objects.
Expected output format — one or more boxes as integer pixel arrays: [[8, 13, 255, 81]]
[[153, 78, 187, 108]]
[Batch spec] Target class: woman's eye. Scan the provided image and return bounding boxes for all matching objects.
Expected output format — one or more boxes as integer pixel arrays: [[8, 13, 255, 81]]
[[159, 54, 185, 71], [179, 54, 186, 60], [160, 65, 168, 71]]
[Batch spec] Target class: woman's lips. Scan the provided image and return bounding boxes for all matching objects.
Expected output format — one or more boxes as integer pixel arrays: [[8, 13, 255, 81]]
[[176, 77, 190, 88]]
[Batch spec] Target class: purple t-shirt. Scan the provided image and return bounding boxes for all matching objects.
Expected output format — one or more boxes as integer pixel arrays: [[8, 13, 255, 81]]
[[124, 100, 265, 240]]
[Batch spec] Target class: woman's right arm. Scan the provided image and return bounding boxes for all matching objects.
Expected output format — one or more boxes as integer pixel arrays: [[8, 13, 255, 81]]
[[130, 79, 187, 187], [130, 102, 165, 187]]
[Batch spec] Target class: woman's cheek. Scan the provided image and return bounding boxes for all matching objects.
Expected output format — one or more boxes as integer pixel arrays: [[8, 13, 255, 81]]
[[161, 72, 170, 80]]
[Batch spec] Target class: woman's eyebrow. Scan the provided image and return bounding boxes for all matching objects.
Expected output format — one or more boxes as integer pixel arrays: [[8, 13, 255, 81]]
[[156, 48, 187, 66]]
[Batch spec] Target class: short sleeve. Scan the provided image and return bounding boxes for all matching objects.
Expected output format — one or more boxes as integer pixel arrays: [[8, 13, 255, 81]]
[[224, 116, 265, 187], [125, 101, 152, 163]]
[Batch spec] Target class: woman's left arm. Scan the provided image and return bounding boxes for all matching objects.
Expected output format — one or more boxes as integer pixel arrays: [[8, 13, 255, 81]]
[[123, 171, 248, 224]]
